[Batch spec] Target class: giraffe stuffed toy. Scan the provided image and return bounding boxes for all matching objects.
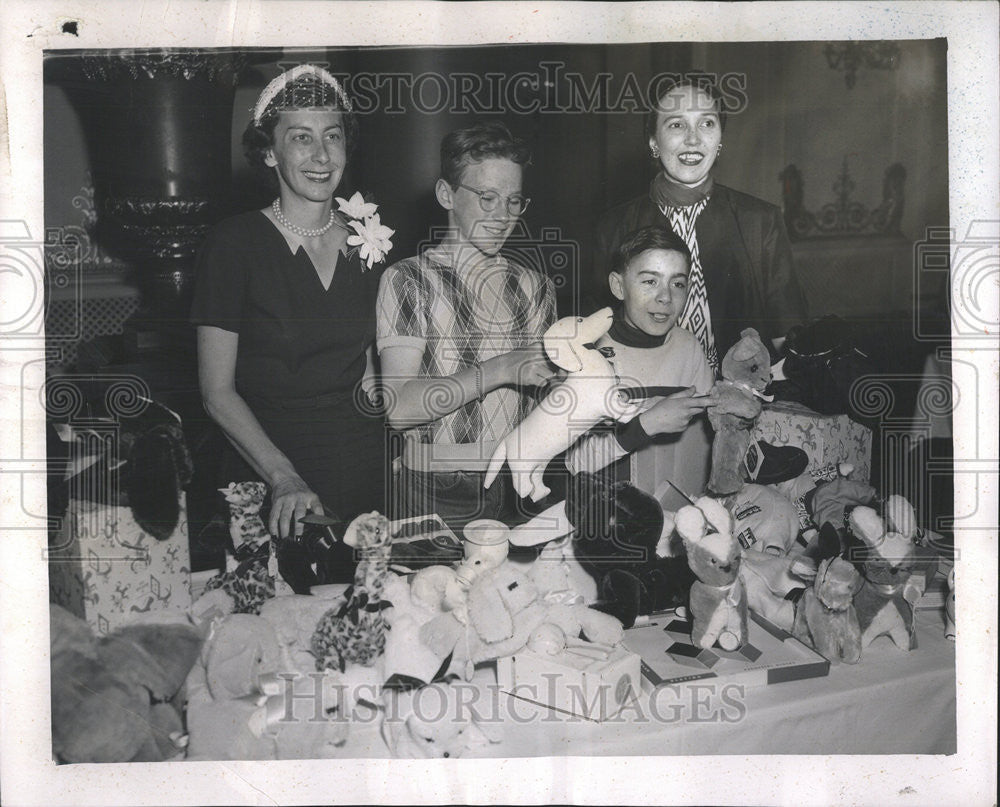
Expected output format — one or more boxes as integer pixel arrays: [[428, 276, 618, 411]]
[[202, 482, 276, 614], [311, 511, 393, 673]]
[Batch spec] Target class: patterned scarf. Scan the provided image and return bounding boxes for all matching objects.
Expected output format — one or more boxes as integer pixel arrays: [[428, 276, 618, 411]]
[[651, 173, 719, 372]]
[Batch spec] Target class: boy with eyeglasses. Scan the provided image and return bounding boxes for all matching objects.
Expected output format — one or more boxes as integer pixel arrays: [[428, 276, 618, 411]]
[[376, 121, 560, 534]]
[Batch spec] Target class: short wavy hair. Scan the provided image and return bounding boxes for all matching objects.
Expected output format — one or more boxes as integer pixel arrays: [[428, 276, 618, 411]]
[[644, 73, 728, 141], [611, 225, 692, 277], [440, 121, 532, 188]]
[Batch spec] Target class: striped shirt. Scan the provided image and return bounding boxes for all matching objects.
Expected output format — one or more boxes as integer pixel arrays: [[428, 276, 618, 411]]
[[376, 249, 556, 446]]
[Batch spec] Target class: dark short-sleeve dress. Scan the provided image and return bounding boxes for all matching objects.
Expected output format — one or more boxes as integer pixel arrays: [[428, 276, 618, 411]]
[[190, 210, 387, 520]]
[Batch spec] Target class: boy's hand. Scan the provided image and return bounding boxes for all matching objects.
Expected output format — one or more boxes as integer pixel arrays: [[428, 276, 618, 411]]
[[638, 387, 710, 435], [488, 342, 560, 388]]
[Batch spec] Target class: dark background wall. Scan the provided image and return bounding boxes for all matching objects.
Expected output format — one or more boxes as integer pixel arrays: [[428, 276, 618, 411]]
[[45, 40, 949, 317]]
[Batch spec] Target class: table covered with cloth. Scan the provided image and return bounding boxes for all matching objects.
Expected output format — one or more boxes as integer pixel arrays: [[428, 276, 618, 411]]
[[336, 607, 955, 757]]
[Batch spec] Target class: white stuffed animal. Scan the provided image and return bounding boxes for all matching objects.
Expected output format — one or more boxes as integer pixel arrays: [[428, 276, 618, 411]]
[[484, 308, 639, 501]]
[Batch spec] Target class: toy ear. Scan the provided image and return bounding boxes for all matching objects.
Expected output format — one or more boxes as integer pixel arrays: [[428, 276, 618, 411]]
[[816, 556, 834, 586], [674, 504, 707, 546], [884, 495, 917, 541], [543, 318, 587, 372]]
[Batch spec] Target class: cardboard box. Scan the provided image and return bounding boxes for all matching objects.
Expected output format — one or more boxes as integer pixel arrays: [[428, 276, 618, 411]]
[[751, 401, 872, 484], [622, 610, 830, 689], [496, 645, 642, 722], [48, 495, 192, 635]]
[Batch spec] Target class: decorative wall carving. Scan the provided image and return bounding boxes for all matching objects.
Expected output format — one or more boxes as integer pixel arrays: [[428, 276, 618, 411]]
[[823, 41, 901, 89], [780, 158, 906, 240]]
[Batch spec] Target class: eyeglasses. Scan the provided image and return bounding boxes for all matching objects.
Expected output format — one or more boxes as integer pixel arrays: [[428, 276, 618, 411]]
[[456, 183, 531, 216]]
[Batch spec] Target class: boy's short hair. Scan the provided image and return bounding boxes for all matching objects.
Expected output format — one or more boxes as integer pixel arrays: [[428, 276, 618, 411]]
[[610, 225, 692, 276], [440, 121, 532, 188]]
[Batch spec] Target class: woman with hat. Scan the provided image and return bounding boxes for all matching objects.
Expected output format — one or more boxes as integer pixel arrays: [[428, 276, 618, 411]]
[[191, 65, 393, 580]]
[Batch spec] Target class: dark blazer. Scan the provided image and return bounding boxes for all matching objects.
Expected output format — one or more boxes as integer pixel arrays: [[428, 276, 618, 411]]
[[590, 183, 808, 356]]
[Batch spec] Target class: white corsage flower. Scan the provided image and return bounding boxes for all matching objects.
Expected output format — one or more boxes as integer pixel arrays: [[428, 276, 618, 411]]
[[347, 213, 395, 270], [335, 193, 394, 270], [335, 192, 378, 221]]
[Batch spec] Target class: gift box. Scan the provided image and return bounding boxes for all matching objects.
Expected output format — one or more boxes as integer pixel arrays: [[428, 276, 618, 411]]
[[496, 645, 641, 722], [48, 495, 192, 635], [751, 401, 872, 483]]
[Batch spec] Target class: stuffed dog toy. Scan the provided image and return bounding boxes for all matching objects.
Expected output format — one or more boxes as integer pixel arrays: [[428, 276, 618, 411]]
[[485, 308, 639, 501], [848, 502, 918, 651], [675, 496, 748, 651], [418, 561, 619, 679], [563, 473, 695, 628], [792, 556, 864, 664], [707, 328, 773, 496]]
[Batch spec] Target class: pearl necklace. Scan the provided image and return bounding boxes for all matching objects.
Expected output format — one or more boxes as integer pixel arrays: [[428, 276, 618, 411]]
[[271, 198, 336, 238]]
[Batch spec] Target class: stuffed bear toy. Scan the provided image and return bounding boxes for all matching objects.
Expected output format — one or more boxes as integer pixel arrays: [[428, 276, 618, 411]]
[[847, 502, 918, 651], [675, 496, 749, 651], [507, 500, 600, 605], [485, 307, 639, 501], [381, 681, 502, 758], [791, 556, 864, 664], [50, 605, 203, 763], [707, 328, 773, 496]]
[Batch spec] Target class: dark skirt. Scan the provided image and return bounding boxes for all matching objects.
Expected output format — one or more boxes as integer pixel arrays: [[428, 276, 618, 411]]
[[222, 390, 389, 520]]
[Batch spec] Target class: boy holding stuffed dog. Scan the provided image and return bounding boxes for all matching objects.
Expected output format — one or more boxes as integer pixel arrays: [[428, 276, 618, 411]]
[[566, 225, 715, 509], [377, 121, 560, 532]]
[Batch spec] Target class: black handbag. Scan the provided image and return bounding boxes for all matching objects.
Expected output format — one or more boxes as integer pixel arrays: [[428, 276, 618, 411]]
[[777, 315, 875, 415]]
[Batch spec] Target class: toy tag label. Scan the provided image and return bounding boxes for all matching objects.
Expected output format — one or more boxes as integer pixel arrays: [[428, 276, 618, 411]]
[[743, 439, 763, 481], [737, 527, 758, 549], [733, 503, 762, 521]]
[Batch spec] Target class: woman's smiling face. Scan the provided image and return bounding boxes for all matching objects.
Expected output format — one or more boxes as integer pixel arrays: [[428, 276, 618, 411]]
[[265, 109, 346, 202], [650, 85, 723, 188]]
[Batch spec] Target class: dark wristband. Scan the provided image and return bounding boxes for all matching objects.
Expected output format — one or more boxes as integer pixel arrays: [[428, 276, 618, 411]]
[[614, 416, 653, 453]]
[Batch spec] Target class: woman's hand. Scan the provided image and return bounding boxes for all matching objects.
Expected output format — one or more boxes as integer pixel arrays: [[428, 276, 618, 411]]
[[486, 341, 561, 388], [269, 474, 325, 540], [639, 387, 710, 435]]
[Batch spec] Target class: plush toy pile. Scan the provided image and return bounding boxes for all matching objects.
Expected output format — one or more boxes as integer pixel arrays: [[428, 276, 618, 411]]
[[51, 347, 954, 762]]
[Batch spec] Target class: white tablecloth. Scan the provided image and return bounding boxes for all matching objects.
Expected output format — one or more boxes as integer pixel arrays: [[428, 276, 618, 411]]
[[337, 608, 955, 757]]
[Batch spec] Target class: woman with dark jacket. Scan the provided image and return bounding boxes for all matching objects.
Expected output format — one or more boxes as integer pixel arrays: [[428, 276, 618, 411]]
[[592, 75, 807, 370]]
